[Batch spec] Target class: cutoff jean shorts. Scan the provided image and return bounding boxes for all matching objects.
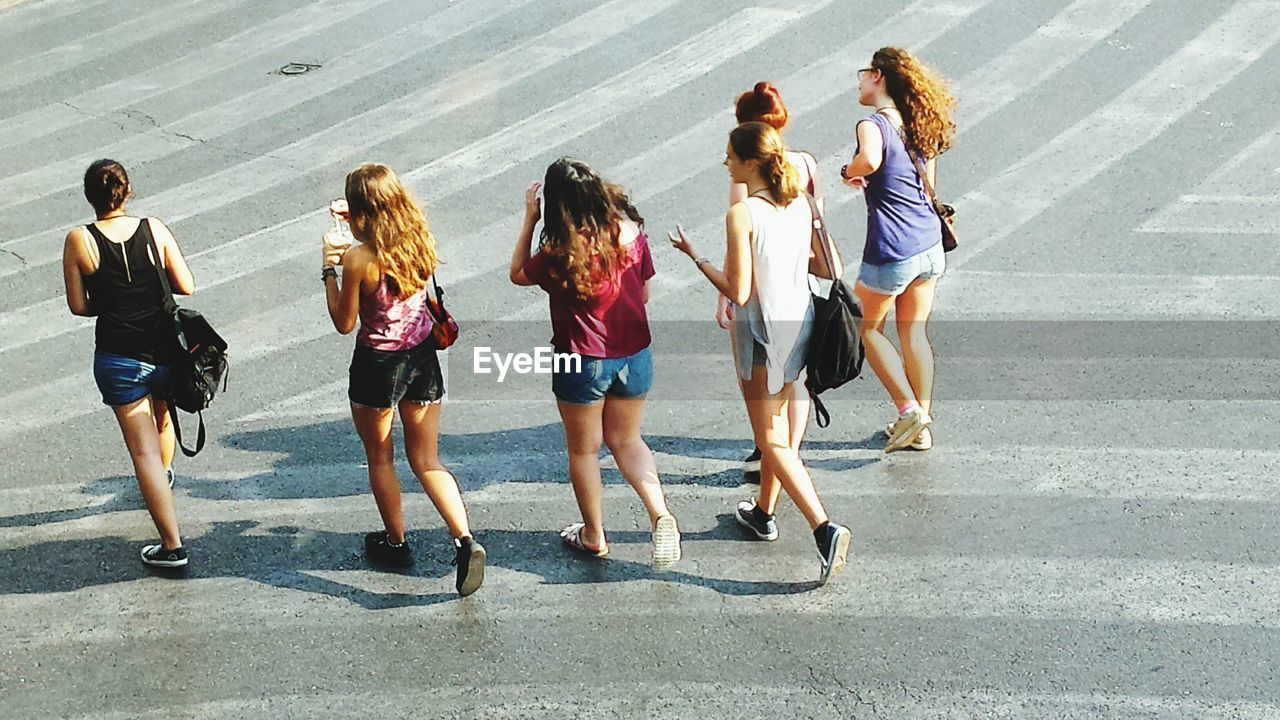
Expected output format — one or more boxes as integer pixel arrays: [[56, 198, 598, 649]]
[[552, 346, 654, 405], [93, 351, 172, 407], [857, 241, 946, 296]]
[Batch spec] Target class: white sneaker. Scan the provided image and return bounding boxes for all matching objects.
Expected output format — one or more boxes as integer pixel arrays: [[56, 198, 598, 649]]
[[885, 422, 932, 451], [652, 515, 681, 570], [885, 408, 931, 453]]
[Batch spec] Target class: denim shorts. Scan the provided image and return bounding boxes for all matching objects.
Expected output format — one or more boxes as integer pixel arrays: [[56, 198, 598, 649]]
[[552, 346, 653, 405], [858, 241, 946, 296], [348, 340, 444, 409], [93, 351, 172, 407]]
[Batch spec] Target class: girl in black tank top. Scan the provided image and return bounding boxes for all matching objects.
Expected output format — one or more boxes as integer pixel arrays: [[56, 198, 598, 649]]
[[64, 159, 197, 569], [82, 219, 173, 364]]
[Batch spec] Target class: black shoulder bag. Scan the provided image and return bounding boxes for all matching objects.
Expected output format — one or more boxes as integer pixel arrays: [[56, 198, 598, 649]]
[[145, 222, 228, 457], [802, 193, 865, 428]]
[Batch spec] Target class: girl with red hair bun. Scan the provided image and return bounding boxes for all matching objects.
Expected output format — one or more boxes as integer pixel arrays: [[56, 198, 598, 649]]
[[720, 83, 820, 494]]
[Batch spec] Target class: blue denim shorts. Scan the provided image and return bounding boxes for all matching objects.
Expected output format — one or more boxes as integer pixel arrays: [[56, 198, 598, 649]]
[[552, 346, 653, 405], [858, 242, 946, 296], [93, 351, 172, 407]]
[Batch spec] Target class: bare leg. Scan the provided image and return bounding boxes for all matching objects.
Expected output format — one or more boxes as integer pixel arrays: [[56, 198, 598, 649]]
[[895, 278, 939, 416], [740, 374, 829, 529], [113, 396, 180, 549], [152, 399, 175, 473], [855, 281, 917, 410], [601, 394, 669, 524], [400, 400, 471, 539], [350, 403, 404, 544], [754, 371, 811, 515], [556, 400, 607, 552]]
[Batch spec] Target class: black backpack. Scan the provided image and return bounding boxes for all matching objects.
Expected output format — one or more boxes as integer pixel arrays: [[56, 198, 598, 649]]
[[146, 226, 228, 456], [802, 194, 865, 427]]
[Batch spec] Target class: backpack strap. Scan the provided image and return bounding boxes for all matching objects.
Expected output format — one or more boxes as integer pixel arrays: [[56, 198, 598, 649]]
[[141, 219, 179, 316], [810, 390, 831, 428], [167, 405, 206, 457]]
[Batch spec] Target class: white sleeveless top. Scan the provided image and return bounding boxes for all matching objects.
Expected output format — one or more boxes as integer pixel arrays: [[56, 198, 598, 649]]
[[732, 194, 816, 394]]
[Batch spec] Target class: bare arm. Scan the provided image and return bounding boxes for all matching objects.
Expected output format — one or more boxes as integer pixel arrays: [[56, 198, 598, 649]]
[[148, 218, 195, 296], [325, 246, 368, 335], [841, 120, 883, 180], [62, 228, 96, 317], [926, 157, 938, 191], [510, 181, 540, 286], [668, 206, 752, 305]]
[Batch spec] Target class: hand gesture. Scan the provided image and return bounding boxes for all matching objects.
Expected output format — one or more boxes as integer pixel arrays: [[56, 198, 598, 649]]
[[715, 293, 734, 329], [524, 181, 542, 224], [667, 224, 696, 259]]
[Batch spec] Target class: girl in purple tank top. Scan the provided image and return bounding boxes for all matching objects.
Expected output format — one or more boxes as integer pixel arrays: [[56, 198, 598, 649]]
[[321, 163, 485, 596], [839, 47, 956, 453]]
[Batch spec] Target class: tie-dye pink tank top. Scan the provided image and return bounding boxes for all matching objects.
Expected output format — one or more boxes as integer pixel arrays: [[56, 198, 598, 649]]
[[356, 273, 435, 352]]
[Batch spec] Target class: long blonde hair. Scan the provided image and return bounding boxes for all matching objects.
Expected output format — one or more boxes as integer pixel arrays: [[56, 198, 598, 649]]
[[872, 47, 956, 158], [344, 163, 438, 298], [729, 122, 800, 206]]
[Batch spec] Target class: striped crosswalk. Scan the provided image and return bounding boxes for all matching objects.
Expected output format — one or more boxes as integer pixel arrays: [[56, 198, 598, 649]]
[[1, 0, 1278, 716]]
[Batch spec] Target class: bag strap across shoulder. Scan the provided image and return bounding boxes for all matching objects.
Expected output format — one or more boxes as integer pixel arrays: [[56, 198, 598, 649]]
[[142, 219, 179, 317], [888, 118, 947, 218], [142, 222, 205, 456], [803, 192, 842, 283]]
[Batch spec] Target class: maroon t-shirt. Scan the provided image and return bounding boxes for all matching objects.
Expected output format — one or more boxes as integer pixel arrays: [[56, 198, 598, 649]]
[[523, 229, 655, 359]]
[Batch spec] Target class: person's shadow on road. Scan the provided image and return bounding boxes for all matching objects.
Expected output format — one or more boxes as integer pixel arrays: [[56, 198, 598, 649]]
[[1, 418, 883, 605], [0, 513, 818, 609]]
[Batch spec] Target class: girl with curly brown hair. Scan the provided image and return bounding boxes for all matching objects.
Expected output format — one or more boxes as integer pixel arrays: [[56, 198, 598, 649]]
[[321, 163, 486, 596], [839, 47, 956, 453], [509, 158, 681, 570]]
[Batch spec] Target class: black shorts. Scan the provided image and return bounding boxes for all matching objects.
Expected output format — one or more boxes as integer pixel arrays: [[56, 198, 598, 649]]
[[348, 340, 444, 409]]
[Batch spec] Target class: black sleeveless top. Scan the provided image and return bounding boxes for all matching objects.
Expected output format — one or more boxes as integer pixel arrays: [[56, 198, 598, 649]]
[[83, 219, 174, 364]]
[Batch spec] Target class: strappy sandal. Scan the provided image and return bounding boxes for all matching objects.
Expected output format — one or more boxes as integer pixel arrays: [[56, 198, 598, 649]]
[[560, 523, 609, 558]]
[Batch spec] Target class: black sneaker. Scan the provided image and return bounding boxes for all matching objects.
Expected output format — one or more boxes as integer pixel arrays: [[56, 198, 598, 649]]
[[140, 543, 188, 568], [743, 447, 762, 484], [365, 531, 413, 568], [735, 500, 778, 541], [453, 537, 486, 597], [815, 522, 851, 585]]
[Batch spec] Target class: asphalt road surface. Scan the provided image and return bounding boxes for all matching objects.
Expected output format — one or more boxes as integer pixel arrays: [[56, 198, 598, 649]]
[[1, 0, 1278, 717]]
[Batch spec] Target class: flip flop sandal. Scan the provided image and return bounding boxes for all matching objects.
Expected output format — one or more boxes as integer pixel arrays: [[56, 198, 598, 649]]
[[560, 523, 609, 558]]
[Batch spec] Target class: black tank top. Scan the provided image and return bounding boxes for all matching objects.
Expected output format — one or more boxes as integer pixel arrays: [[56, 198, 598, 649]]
[[83, 219, 174, 364]]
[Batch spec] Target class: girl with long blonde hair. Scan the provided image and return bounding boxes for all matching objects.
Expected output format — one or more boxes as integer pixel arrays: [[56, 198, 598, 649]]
[[839, 47, 956, 453], [321, 162, 485, 596]]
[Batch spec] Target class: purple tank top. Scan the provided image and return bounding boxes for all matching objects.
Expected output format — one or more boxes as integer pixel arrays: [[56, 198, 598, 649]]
[[859, 112, 941, 265], [357, 274, 434, 352]]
